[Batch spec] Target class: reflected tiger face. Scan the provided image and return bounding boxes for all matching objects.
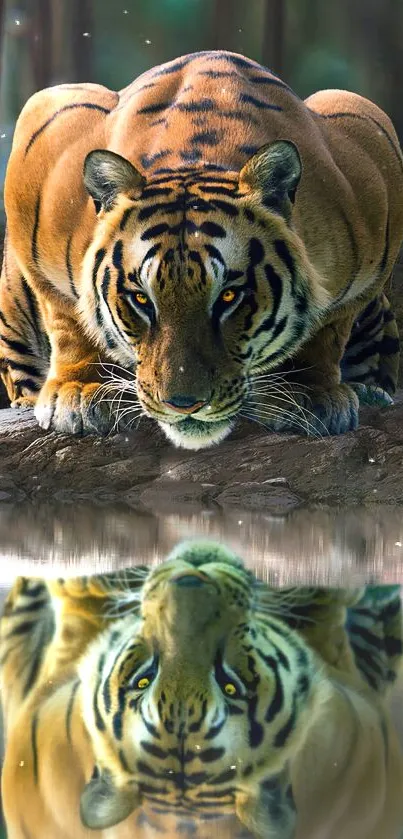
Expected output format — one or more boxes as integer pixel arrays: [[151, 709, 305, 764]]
[[79, 542, 319, 835], [80, 144, 329, 449]]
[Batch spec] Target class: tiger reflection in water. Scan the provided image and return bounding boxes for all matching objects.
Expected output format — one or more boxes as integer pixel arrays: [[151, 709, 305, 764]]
[[1, 540, 403, 839]]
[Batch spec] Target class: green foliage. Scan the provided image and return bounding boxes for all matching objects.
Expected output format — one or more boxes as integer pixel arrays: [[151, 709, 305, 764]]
[[289, 47, 360, 99]]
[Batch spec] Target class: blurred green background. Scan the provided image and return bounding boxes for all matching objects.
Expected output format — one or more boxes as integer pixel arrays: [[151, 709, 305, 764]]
[[1, 0, 403, 225]]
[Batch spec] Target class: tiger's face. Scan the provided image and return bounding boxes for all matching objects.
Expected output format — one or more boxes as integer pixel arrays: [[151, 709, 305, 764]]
[[80, 143, 329, 449], [79, 543, 319, 835]]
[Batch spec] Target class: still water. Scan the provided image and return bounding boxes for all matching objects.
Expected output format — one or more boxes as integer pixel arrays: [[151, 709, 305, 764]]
[[0, 501, 402, 583]]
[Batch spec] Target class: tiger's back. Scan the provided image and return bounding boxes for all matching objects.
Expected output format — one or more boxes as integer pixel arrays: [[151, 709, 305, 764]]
[[5, 50, 402, 300]]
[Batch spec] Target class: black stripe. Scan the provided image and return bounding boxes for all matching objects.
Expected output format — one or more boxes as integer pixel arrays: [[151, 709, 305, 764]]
[[251, 264, 282, 338], [32, 196, 41, 265], [274, 240, 296, 292], [239, 93, 282, 111], [198, 70, 239, 79], [0, 334, 33, 355], [180, 149, 202, 164], [101, 266, 111, 302], [138, 101, 172, 115], [141, 222, 171, 240], [141, 186, 174, 199], [204, 243, 226, 265], [5, 619, 36, 638], [152, 56, 196, 77], [191, 130, 220, 146], [22, 621, 48, 698], [120, 207, 135, 230], [22, 278, 40, 330], [93, 665, 106, 732], [112, 686, 127, 740], [31, 711, 40, 783], [140, 741, 168, 760], [25, 103, 110, 156], [274, 691, 298, 748], [0, 309, 14, 331], [379, 214, 390, 275], [239, 143, 261, 156], [140, 149, 172, 170], [65, 679, 80, 744], [118, 748, 131, 772], [4, 358, 42, 376], [175, 98, 216, 113], [318, 112, 403, 174], [66, 235, 79, 298], [138, 199, 184, 221], [209, 198, 238, 217], [249, 74, 294, 93], [11, 377, 40, 392], [221, 53, 264, 70]]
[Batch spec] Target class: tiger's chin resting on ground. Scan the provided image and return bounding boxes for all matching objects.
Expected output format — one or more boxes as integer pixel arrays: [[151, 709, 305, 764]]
[[158, 416, 235, 449], [1, 49, 402, 444]]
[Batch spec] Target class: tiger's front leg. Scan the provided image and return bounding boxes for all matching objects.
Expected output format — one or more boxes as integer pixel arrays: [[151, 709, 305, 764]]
[[248, 308, 367, 437], [34, 298, 135, 436]]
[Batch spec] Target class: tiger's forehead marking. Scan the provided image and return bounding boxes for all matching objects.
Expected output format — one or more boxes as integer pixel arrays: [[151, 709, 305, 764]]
[[123, 180, 243, 299]]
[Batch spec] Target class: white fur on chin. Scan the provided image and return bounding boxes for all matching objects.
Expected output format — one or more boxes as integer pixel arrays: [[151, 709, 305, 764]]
[[158, 419, 233, 450]]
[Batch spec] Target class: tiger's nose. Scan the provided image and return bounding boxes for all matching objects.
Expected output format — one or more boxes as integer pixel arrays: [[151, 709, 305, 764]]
[[161, 394, 209, 414]]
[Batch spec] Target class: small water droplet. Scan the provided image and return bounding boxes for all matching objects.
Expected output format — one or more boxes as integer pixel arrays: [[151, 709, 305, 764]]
[[123, 8, 129, 13], [179, 366, 184, 373], [145, 39, 152, 45], [124, 436, 129, 443], [15, 19, 21, 26], [368, 457, 375, 463], [83, 31, 91, 38], [238, 520, 243, 525], [238, 28, 243, 33], [0, 133, 6, 139], [19, 760, 25, 767]]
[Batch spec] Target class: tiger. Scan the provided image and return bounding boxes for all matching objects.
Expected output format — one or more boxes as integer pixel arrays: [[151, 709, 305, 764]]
[[1, 540, 403, 839], [0, 49, 402, 448]]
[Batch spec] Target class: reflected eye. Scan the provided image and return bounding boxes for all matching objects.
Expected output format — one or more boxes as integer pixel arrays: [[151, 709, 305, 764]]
[[137, 677, 151, 690], [220, 288, 237, 304], [135, 291, 150, 306], [224, 682, 238, 696]]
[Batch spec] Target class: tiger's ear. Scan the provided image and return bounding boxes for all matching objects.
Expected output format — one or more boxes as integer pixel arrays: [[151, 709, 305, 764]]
[[238, 140, 302, 217], [83, 150, 146, 214], [80, 766, 140, 829]]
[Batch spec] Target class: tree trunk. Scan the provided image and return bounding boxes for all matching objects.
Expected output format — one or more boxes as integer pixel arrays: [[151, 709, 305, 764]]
[[261, 0, 285, 75], [71, 0, 93, 82]]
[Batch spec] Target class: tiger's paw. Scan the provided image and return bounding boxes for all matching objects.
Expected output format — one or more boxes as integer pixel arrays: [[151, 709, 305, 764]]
[[349, 382, 394, 408], [253, 383, 360, 437], [10, 395, 37, 409], [34, 380, 135, 435]]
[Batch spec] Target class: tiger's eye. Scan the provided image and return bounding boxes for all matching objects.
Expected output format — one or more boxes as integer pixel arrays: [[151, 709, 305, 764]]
[[224, 682, 237, 696], [135, 292, 149, 305], [137, 677, 151, 689], [221, 289, 236, 304]]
